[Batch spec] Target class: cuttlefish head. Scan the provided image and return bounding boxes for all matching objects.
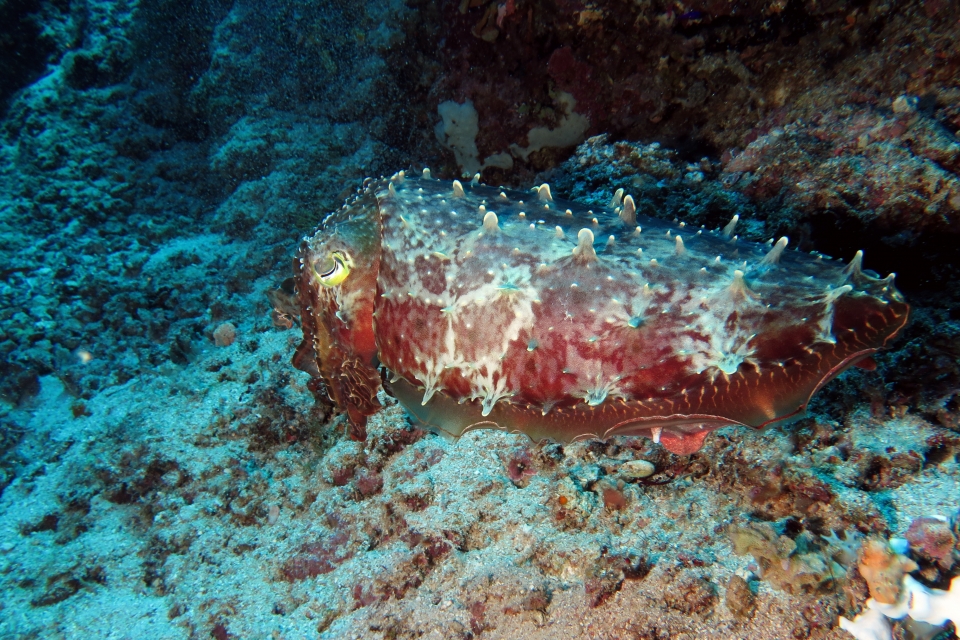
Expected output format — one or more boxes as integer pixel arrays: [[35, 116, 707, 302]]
[[293, 188, 383, 440]]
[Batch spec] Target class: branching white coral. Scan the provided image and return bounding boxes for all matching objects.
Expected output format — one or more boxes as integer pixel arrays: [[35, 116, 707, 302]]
[[839, 575, 960, 640], [838, 607, 891, 640]]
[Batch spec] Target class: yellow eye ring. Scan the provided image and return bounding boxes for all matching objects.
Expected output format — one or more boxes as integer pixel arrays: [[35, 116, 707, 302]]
[[315, 251, 352, 287]]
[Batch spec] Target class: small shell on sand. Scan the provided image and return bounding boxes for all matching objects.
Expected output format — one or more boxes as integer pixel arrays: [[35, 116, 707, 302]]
[[619, 459, 656, 479]]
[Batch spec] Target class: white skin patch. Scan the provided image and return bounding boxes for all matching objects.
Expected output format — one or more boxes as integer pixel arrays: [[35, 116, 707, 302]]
[[414, 355, 448, 406], [579, 372, 625, 406], [603, 284, 660, 329], [696, 331, 758, 377], [814, 285, 853, 344], [448, 272, 537, 413], [332, 284, 364, 323], [391, 214, 540, 413], [471, 362, 514, 416], [676, 276, 765, 377], [563, 346, 625, 405]]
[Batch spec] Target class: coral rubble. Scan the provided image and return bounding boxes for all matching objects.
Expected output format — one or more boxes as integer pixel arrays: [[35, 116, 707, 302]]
[[0, 0, 958, 638]]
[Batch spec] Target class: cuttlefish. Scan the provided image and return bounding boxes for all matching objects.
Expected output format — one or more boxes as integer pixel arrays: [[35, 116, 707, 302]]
[[288, 170, 908, 454]]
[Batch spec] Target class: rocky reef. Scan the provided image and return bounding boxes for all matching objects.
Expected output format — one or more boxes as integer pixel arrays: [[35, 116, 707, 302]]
[[0, 0, 958, 638]]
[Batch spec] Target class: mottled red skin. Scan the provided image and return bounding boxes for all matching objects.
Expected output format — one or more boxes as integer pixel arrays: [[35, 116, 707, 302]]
[[294, 173, 909, 454]]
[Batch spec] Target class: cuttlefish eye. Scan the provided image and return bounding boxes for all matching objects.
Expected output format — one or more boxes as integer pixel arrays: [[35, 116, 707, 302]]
[[314, 250, 352, 287]]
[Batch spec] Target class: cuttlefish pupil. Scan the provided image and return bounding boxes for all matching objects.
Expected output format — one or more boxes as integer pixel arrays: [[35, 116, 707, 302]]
[[315, 251, 352, 287]]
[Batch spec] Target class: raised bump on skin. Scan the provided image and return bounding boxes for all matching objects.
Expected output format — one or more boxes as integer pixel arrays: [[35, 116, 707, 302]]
[[722, 214, 738, 238], [483, 211, 499, 232], [620, 195, 636, 226], [729, 269, 753, 299], [610, 188, 624, 208], [762, 236, 789, 265], [573, 228, 598, 264], [843, 250, 864, 280]]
